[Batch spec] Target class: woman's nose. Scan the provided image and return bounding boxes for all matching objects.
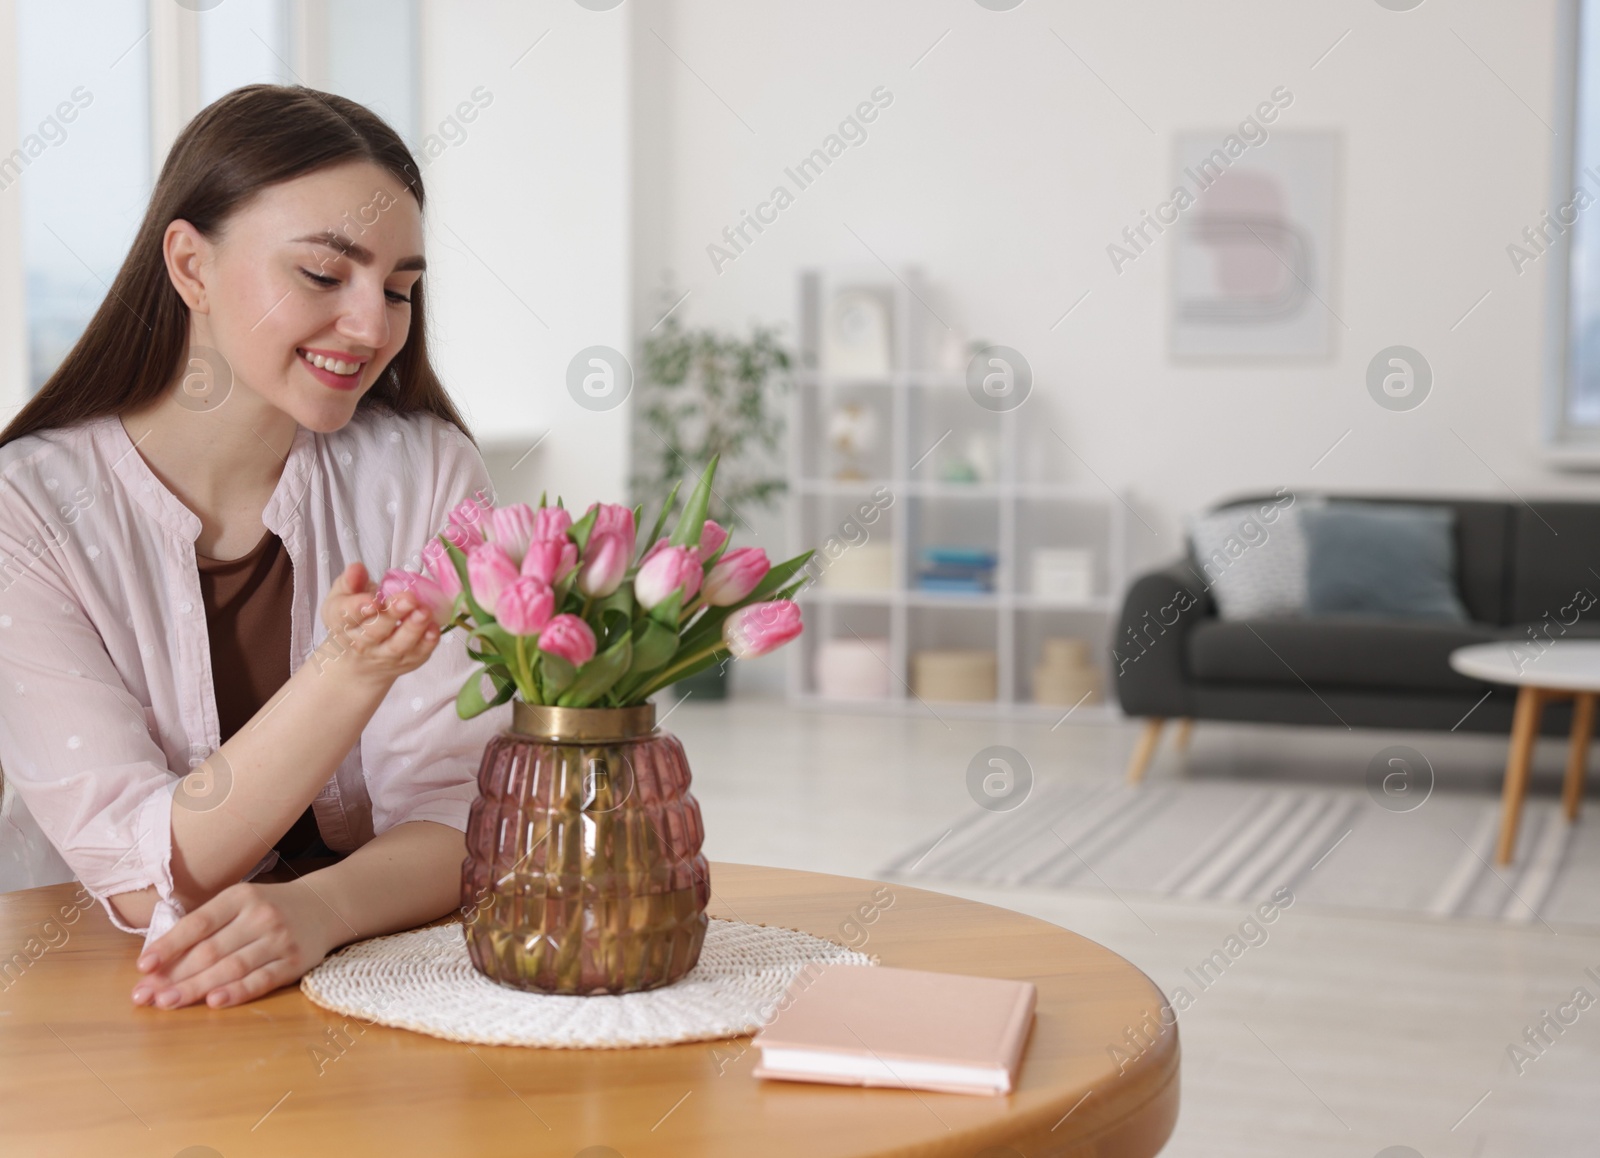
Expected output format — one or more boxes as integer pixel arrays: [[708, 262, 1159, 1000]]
[[338, 284, 391, 350]]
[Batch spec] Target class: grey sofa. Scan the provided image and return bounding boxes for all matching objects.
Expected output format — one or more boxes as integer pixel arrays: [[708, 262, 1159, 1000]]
[[1113, 494, 1600, 778]]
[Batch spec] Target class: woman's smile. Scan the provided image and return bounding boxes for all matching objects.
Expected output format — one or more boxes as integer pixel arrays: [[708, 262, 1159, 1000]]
[[296, 345, 368, 391]]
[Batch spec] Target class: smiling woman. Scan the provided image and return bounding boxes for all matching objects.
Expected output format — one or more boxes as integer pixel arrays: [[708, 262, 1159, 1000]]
[[0, 85, 514, 1013]]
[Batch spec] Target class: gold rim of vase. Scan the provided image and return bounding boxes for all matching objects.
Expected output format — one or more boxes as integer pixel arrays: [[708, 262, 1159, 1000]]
[[510, 700, 658, 742]]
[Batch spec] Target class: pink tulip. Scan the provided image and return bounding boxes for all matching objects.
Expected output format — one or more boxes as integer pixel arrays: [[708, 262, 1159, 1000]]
[[376, 569, 453, 627], [699, 520, 729, 558], [577, 532, 629, 597], [701, 547, 770, 606], [587, 502, 636, 556], [723, 600, 803, 659], [423, 537, 464, 603], [466, 542, 520, 616], [634, 544, 702, 609], [446, 497, 490, 549], [538, 614, 597, 667], [440, 518, 484, 552], [531, 506, 572, 542], [488, 504, 537, 564], [521, 538, 578, 586], [641, 538, 702, 571], [495, 578, 556, 635]]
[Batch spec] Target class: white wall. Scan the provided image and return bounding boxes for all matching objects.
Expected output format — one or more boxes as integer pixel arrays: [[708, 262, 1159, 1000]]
[[0, 0, 24, 418], [420, 0, 631, 507], [628, 0, 1599, 585]]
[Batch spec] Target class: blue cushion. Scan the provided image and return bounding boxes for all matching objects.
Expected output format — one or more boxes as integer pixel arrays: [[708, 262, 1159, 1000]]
[[1301, 503, 1470, 621]]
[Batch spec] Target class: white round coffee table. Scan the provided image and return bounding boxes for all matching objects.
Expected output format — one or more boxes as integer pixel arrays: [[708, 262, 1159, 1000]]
[[1450, 641, 1600, 864]]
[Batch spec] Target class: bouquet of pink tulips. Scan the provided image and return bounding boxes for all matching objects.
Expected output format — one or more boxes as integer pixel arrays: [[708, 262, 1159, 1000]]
[[378, 455, 813, 717]]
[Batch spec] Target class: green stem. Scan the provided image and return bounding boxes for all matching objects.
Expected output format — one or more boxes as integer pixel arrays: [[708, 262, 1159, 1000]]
[[626, 640, 728, 702], [514, 635, 540, 704]]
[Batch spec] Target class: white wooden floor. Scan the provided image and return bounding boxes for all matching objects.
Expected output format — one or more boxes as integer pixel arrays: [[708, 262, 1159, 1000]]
[[664, 696, 1600, 1158]]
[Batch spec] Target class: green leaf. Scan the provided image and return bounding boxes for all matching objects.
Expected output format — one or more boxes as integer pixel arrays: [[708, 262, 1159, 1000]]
[[457, 664, 515, 719], [556, 629, 633, 707], [553, 573, 577, 611], [635, 646, 731, 700], [596, 583, 635, 624], [597, 604, 632, 652], [568, 504, 599, 554], [747, 548, 814, 601], [668, 454, 719, 548], [640, 480, 682, 562], [625, 617, 679, 679], [647, 587, 684, 628], [443, 536, 495, 626], [467, 620, 520, 663], [538, 652, 577, 700]]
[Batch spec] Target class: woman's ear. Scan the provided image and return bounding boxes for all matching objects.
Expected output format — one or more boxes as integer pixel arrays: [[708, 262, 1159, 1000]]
[[162, 219, 211, 314]]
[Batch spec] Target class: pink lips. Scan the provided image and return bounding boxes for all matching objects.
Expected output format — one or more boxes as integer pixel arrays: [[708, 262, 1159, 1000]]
[[297, 348, 364, 392]]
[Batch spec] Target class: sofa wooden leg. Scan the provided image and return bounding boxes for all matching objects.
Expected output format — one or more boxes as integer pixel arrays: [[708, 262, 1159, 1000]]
[[1563, 693, 1596, 822], [1172, 718, 1194, 755], [1496, 687, 1545, 865], [1126, 718, 1166, 785]]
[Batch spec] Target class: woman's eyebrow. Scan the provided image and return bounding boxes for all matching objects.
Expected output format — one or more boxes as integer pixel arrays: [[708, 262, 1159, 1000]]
[[291, 230, 426, 272]]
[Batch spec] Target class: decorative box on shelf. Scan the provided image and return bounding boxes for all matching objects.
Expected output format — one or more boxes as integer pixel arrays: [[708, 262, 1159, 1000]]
[[1032, 637, 1102, 706], [815, 636, 892, 699], [912, 649, 998, 702], [1032, 549, 1094, 602]]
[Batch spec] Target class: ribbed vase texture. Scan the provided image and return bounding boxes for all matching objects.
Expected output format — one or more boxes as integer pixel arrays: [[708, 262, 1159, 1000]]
[[459, 706, 710, 995]]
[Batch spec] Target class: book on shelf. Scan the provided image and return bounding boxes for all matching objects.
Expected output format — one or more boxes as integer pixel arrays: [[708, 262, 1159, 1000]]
[[914, 575, 994, 594], [750, 962, 1037, 1096]]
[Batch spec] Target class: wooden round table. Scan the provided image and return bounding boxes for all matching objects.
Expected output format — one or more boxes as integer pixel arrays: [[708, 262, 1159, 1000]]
[[0, 862, 1179, 1156], [1451, 640, 1600, 865]]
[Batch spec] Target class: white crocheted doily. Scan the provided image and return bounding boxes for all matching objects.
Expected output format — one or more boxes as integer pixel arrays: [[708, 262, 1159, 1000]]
[[299, 916, 876, 1049]]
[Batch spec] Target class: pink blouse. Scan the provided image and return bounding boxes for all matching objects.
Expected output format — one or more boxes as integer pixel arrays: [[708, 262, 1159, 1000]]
[[0, 408, 513, 949]]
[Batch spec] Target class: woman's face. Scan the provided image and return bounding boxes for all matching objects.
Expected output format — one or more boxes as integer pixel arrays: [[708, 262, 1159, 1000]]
[[178, 160, 425, 434]]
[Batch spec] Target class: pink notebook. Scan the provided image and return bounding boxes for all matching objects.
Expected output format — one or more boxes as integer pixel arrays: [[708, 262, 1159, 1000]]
[[749, 962, 1037, 1096]]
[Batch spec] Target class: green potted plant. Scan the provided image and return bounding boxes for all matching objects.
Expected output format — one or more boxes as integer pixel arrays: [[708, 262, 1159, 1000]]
[[632, 310, 792, 701]]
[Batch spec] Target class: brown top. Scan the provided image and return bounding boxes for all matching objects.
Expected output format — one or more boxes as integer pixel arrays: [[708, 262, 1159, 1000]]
[[195, 529, 321, 859]]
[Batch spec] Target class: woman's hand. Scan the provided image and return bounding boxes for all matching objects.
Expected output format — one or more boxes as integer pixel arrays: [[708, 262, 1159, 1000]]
[[320, 561, 441, 688], [129, 879, 342, 1010]]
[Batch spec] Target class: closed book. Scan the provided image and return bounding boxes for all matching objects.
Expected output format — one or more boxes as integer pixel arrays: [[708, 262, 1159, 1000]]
[[750, 962, 1036, 1096]]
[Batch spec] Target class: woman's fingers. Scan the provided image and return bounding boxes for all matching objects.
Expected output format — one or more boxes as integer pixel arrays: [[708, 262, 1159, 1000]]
[[132, 887, 259, 1004], [136, 889, 247, 976], [203, 959, 299, 1009], [342, 561, 368, 593], [139, 935, 278, 1009], [385, 608, 431, 649], [134, 911, 257, 994]]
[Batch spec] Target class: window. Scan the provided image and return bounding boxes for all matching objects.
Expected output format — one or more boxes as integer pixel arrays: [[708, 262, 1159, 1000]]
[[1553, 0, 1600, 444], [13, 1, 152, 396], [11, 0, 418, 397]]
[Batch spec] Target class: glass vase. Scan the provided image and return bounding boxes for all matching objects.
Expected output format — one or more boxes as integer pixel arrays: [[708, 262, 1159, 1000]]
[[459, 700, 710, 995]]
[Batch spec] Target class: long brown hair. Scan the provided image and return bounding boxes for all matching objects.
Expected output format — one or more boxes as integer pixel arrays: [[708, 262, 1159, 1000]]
[[0, 83, 475, 451]]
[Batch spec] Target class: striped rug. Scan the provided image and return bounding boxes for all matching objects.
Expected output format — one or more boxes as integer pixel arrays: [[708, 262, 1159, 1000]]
[[878, 779, 1600, 928]]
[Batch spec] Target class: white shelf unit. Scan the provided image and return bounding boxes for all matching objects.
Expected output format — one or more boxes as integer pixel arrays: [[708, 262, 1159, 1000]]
[[784, 268, 1127, 723]]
